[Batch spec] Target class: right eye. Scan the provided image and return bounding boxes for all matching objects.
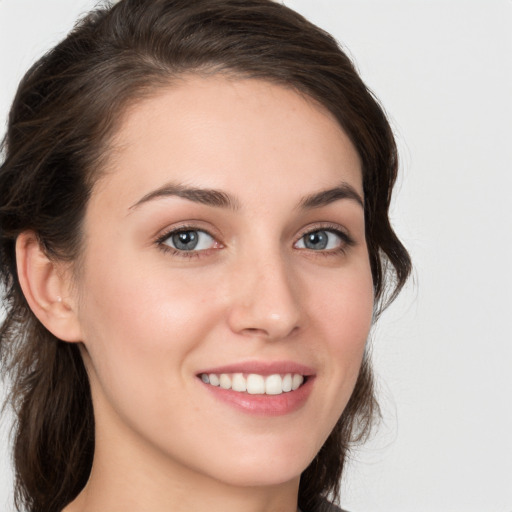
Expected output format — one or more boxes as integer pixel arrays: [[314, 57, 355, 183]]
[[160, 229, 217, 252], [295, 229, 343, 251]]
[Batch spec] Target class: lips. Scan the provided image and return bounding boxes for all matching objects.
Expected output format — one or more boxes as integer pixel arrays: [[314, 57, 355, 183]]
[[197, 361, 315, 377], [196, 361, 315, 416]]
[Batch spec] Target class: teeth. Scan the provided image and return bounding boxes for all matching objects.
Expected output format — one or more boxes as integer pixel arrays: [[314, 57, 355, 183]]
[[282, 373, 292, 392], [247, 374, 265, 394], [292, 374, 304, 391], [265, 374, 283, 395], [200, 372, 306, 395], [231, 373, 247, 392], [219, 374, 231, 389]]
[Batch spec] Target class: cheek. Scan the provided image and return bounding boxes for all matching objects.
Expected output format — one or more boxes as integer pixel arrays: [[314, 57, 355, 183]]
[[306, 256, 374, 386], [312, 258, 373, 339], [76, 249, 222, 402]]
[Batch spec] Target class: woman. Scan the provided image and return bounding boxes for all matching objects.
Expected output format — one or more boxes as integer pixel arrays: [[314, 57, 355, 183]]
[[0, 1, 411, 511]]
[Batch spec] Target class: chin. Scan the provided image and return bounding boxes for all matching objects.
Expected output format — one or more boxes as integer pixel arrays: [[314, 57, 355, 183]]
[[198, 442, 318, 488], [212, 465, 303, 488]]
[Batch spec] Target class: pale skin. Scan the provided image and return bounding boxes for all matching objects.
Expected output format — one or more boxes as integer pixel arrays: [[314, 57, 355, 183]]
[[16, 76, 374, 512]]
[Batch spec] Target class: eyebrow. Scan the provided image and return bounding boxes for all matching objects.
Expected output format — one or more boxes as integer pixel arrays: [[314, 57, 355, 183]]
[[129, 182, 241, 211], [297, 183, 364, 210], [129, 180, 363, 212]]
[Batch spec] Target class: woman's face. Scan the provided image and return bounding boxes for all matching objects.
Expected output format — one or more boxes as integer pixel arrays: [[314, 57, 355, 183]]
[[72, 75, 374, 488]]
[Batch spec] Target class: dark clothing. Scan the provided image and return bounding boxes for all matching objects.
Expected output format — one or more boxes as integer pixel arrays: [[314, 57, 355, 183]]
[[299, 497, 347, 512]]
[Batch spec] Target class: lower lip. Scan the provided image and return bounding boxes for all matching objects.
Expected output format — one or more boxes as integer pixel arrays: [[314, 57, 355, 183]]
[[199, 377, 315, 416]]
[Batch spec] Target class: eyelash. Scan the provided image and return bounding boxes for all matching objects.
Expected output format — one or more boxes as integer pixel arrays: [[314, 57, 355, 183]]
[[155, 224, 219, 259], [296, 223, 355, 256], [155, 223, 355, 259]]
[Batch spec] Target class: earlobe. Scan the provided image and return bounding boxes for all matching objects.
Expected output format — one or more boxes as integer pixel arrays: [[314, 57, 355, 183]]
[[16, 231, 82, 342]]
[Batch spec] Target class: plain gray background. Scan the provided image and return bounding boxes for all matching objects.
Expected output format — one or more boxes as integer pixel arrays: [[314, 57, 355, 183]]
[[1, 1, 511, 511]]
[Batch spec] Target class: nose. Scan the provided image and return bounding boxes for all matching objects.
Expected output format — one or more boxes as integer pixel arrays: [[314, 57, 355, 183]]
[[226, 252, 302, 341]]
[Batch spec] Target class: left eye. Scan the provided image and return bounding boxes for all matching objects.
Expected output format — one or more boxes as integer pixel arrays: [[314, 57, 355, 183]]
[[295, 230, 344, 251], [162, 229, 216, 251]]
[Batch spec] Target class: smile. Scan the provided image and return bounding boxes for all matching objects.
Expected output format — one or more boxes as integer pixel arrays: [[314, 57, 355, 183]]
[[200, 373, 305, 395]]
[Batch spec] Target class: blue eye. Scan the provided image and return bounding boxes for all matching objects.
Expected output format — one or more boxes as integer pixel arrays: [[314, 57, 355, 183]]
[[163, 229, 216, 251], [295, 229, 345, 251]]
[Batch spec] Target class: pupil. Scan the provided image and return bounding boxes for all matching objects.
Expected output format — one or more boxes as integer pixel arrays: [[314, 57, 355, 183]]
[[305, 231, 328, 250], [172, 231, 198, 250]]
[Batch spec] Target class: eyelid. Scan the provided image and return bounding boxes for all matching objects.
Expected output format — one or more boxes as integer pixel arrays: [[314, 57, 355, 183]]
[[154, 221, 219, 243], [154, 223, 223, 257], [295, 223, 354, 243], [153, 221, 354, 259]]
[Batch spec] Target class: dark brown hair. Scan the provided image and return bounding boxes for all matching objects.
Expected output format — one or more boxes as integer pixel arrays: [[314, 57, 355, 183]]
[[0, 1, 411, 511]]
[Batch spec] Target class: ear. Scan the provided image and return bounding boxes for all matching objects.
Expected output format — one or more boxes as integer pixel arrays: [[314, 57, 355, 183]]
[[16, 231, 82, 342]]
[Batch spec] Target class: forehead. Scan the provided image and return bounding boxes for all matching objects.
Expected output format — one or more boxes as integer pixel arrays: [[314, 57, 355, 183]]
[[94, 75, 362, 212]]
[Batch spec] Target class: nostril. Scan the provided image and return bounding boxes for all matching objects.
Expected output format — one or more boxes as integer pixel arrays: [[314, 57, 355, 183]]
[[242, 327, 268, 336]]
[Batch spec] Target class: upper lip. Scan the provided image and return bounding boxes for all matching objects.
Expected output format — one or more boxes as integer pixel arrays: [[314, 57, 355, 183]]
[[197, 360, 316, 377]]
